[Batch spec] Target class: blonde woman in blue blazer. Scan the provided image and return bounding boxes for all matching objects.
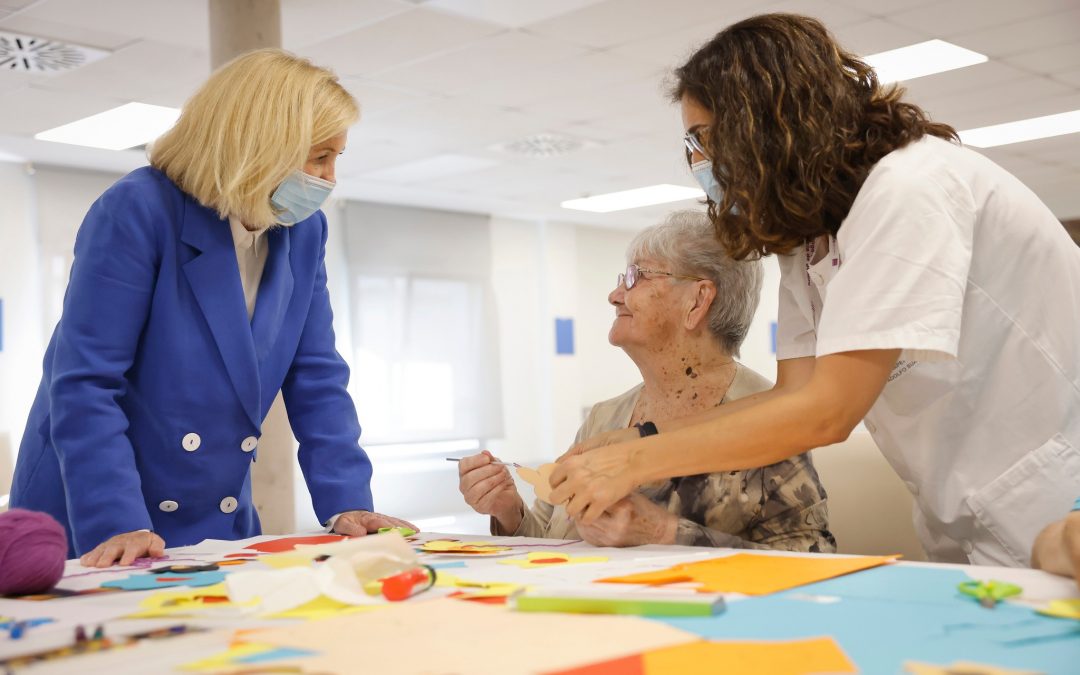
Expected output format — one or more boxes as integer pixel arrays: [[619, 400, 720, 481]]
[[11, 49, 414, 566]]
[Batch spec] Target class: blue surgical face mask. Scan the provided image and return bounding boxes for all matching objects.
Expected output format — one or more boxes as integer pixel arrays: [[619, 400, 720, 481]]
[[690, 159, 722, 204], [270, 170, 335, 225]]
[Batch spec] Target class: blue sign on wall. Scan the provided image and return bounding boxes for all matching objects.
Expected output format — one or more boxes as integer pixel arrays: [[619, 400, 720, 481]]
[[555, 317, 574, 355], [770, 320, 777, 355]]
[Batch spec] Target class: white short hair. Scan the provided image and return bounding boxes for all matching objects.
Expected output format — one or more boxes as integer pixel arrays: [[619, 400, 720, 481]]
[[627, 209, 763, 355]]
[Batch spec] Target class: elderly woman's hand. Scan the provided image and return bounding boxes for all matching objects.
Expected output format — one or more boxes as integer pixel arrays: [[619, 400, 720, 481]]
[[574, 493, 678, 547], [557, 426, 640, 462], [332, 511, 419, 536], [458, 451, 525, 534], [550, 442, 641, 523]]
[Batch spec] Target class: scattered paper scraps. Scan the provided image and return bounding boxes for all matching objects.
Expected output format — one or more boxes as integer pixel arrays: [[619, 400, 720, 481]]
[[4, 586, 122, 601], [1037, 599, 1080, 621], [244, 535, 346, 553], [546, 637, 857, 675], [597, 553, 898, 595], [436, 574, 522, 604], [225, 563, 381, 616], [101, 570, 227, 591], [231, 598, 699, 675], [499, 552, 609, 569], [180, 642, 318, 672], [517, 463, 557, 502], [419, 540, 512, 555], [903, 661, 1044, 675]]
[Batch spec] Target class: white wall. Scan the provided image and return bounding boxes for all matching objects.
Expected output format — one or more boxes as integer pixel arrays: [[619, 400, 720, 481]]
[[0, 161, 41, 487]]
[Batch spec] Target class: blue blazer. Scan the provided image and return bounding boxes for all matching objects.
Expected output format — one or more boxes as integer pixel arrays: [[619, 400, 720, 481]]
[[11, 167, 374, 556]]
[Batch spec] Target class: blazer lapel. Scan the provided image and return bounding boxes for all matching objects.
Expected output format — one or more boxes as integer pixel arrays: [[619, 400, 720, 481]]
[[251, 226, 294, 398], [180, 201, 262, 428]]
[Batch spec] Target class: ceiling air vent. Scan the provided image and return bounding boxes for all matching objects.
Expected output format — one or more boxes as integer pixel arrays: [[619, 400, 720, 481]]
[[0, 31, 110, 74], [490, 132, 599, 159]]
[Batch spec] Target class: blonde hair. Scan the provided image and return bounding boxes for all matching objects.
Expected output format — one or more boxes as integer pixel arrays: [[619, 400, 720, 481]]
[[150, 48, 358, 228]]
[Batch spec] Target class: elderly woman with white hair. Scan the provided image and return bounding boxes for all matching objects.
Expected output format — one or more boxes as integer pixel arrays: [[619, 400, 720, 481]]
[[458, 211, 835, 550]]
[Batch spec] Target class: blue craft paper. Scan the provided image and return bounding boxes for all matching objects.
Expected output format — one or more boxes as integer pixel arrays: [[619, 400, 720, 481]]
[[429, 561, 468, 570], [657, 592, 1080, 674], [555, 318, 574, 355], [782, 564, 973, 605], [237, 647, 318, 664], [101, 570, 226, 591]]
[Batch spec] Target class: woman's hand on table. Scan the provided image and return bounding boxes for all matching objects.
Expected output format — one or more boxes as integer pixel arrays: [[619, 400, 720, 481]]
[[574, 493, 678, 547], [550, 442, 640, 524], [332, 510, 418, 536], [80, 530, 166, 568], [458, 451, 525, 534]]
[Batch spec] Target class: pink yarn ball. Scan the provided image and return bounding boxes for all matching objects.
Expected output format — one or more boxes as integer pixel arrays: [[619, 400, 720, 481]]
[[0, 508, 68, 596]]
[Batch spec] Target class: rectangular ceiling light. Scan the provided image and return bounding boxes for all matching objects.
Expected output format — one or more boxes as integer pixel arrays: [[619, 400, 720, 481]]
[[562, 184, 704, 213], [864, 39, 987, 84], [34, 102, 180, 150], [959, 109, 1080, 148]]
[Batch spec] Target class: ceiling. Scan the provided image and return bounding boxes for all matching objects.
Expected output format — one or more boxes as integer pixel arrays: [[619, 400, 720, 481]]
[[1, 0, 1079, 229]]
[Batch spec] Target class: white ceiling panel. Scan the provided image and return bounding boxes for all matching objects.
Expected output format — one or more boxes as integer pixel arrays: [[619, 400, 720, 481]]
[[831, 18, 927, 56], [889, 0, 1079, 37], [948, 8, 1080, 59], [341, 79, 434, 120], [1004, 42, 1080, 76], [282, 0, 410, 49], [463, 50, 661, 109], [425, 0, 608, 28], [0, 13, 133, 50], [0, 0, 40, 10], [828, 0, 938, 14], [526, 0, 764, 50], [902, 61, 1040, 104], [755, 0, 871, 29], [0, 84, 126, 135], [372, 31, 589, 97], [946, 90, 1080, 130], [8, 0, 209, 49], [30, 40, 208, 108], [301, 6, 503, 78]]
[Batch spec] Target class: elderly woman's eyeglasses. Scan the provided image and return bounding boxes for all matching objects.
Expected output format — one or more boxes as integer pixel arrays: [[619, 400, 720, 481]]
[[618, 264, 705, 291]]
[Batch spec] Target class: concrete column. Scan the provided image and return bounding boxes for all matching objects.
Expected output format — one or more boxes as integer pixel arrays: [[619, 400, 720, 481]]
[[208, 0, 282, 68], [208, 0, 296, 534]]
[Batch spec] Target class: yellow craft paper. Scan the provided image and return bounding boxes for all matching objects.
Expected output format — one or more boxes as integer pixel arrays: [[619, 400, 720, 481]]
[[904, 660, 1043, 675], [516, 463, 557, 502], [597, 553, 899, 595], [499, 552, 609, 569], [264, 595, 382, 620], [435, 574, 523, 598], [246, 598, 699, 675], [125, 583, 256, 618], [1036, 598, 1080, 621], [420, 540, 511, 554], [642, 637, 857, 675], [181, 642, 285, 672]]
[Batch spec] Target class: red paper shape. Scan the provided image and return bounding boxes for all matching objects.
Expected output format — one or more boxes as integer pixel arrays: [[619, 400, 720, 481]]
[[245, 535, 346, 553]]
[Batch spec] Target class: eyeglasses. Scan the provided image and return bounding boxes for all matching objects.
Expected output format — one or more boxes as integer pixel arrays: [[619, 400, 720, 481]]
[[617, 264, 706, 291], [682, 127, 710, 161]]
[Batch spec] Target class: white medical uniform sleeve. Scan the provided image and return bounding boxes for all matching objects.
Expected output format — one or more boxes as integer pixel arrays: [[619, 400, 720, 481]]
[[815, 160, 976, 361], [775, 252, 817, 360]]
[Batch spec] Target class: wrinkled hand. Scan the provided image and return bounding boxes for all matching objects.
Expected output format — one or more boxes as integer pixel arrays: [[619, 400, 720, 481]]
[[81, 530, 166, 568], [331, 510, 418, 536], [550, 442, 641, 524], [575, 493, 678, 547], [457, 451, 524, 533], [557, 426, 640, 462]]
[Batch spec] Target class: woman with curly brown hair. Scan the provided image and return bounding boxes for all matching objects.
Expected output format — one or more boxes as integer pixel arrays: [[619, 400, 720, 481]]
[[550, 13, 1080, 568]]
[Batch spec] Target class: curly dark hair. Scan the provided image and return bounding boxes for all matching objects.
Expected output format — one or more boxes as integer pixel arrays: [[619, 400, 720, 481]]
[[671, 13, 958, 259]]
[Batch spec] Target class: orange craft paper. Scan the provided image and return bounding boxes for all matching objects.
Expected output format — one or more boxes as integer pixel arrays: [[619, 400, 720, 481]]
[[597, 553, 899, 595], [548, 637, 857, 675]]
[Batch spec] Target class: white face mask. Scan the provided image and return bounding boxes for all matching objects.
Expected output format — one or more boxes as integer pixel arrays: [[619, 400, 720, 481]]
[[270, 170, 335, 225]]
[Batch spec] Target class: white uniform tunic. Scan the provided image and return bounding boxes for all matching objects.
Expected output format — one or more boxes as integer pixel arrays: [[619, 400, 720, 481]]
[[776, 135, 1080, 566]]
